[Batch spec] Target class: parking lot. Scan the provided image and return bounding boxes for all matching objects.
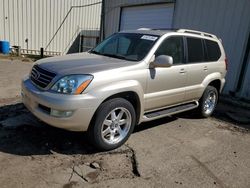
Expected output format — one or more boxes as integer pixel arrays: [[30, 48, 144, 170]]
[[0, 59, 250, 188]]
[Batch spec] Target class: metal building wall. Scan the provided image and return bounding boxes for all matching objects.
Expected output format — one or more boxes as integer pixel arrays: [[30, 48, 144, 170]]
[[173, 0, 250, 95], [240, 52, 250, 99], [0, 0, 101, 54], [103, 0, 174, 38]]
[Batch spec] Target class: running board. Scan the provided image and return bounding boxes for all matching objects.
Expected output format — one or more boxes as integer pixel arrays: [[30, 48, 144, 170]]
[[142, 101, 199, 122]]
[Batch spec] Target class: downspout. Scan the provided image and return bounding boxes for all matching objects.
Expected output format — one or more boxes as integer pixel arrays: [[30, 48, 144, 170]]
[[99, 0, 105, 41]]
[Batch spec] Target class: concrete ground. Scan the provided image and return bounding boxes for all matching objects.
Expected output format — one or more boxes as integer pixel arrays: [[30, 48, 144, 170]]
[[0, 59, 249, 188]]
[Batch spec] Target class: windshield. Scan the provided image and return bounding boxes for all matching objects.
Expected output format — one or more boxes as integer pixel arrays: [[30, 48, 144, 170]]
[[90, 33, 159, 61]]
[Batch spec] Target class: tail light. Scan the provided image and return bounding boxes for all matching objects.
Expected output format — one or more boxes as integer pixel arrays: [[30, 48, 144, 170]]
[[225, 58, 228, 70]]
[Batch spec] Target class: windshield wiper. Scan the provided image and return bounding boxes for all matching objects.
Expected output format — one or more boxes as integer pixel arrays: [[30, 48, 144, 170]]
[[101, 53, 126, 60], [89, 50, 101, 55], [90, 51, 134, 61]]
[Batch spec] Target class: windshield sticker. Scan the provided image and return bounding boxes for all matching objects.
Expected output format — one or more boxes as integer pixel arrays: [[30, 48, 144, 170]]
[[141, 35, 158, 41]]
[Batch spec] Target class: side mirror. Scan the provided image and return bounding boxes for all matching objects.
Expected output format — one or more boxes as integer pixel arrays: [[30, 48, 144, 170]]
[[152, 55, 173, 68]]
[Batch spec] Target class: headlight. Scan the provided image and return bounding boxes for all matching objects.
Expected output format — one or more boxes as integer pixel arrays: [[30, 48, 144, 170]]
[[51, 75, 93, 94]]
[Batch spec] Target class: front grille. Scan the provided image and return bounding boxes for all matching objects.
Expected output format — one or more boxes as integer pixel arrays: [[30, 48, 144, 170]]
[[30, 64, 56, 88]]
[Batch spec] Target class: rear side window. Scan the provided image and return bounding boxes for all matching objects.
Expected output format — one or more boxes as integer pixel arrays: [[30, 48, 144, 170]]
[[186, 37, 204, 63], [205, 40, 221, 61]]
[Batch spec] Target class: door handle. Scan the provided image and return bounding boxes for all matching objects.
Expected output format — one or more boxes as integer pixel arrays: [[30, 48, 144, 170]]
[[203, 66, 208, 71], [179, 68, 186, 73]]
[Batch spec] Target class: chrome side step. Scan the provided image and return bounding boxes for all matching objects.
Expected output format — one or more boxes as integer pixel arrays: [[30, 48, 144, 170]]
[[142, 101, 199, 122]]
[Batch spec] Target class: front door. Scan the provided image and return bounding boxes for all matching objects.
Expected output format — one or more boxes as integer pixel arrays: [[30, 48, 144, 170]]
[[145, 36, 187, 111]]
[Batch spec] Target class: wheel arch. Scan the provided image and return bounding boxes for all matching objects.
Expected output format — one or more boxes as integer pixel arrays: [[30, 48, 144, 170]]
[[208, 79, 221, 93], [202, 72, 224, 93], [89, 90, 143, 131], [102, 91, 141, 124]]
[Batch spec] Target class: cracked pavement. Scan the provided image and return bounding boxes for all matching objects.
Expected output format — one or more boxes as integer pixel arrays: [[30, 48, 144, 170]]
[[0, 59, 250, 188]]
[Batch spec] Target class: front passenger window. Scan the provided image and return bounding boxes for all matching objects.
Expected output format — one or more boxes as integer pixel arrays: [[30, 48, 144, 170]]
[[155, 37, 184, 65]]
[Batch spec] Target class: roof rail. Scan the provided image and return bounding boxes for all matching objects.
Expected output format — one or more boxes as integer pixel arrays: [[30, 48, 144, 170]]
[[151, 28, 179, 31], [177, 29, 217, 39]]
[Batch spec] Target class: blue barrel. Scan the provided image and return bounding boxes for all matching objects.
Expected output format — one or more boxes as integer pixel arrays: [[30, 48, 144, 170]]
[[0, 41, 10, 54]]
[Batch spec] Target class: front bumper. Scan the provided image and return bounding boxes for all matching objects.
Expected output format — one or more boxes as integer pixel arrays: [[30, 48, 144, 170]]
[[21, 77, 100, 131]]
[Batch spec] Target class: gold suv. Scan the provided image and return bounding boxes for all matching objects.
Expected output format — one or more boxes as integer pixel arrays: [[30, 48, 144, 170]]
[[22, 29, 227, 150]]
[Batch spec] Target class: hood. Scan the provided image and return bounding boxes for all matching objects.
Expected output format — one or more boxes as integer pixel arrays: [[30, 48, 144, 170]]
[[36, 52, 136, 75]]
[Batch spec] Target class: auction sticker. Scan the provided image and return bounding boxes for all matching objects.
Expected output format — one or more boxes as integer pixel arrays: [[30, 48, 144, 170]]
[[141, 35, 158, 41]]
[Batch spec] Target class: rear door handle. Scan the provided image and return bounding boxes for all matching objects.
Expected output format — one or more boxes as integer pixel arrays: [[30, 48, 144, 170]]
[[203, 66, 208, 71], [179, 68, 186, 73]]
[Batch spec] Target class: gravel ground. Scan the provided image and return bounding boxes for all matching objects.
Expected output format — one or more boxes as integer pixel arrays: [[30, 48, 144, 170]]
[[0, 59, 249, 188], [0, 59, 33, 104]]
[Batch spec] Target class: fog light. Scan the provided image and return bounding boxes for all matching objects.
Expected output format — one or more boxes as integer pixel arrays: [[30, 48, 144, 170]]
[[50, 109, 73, 117]]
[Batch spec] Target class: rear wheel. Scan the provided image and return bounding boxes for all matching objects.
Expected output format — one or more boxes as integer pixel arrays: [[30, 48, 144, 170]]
[[198, 86, 218, 117], [88, 98, 136, 151]]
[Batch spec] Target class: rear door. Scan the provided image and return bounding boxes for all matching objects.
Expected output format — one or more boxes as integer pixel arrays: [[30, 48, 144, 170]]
[[184, 37, 220, 101]]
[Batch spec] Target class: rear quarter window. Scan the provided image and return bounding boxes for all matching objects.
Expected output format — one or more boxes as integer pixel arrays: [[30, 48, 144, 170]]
[[205, 39, 221, 61]]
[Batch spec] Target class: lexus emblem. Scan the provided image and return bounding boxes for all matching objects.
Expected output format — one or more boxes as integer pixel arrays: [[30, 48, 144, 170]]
[[33, 70, 40, 80]]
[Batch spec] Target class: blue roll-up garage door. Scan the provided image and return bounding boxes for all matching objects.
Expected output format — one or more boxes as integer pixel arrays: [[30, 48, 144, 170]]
[[120, 3, 174, 31]]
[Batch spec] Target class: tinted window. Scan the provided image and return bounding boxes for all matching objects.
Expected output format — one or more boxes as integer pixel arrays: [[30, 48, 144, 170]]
[[187, 37, 204, 63], [205, 39, 221, 61], [155, 37, 184, 65]]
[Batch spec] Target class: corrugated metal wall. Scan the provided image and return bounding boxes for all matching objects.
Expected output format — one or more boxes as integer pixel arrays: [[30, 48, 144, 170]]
[[104, 0, 174, 38], [0, 0, 101, 54], [173, 0, 250, 95], [241, 52, 250, 99]]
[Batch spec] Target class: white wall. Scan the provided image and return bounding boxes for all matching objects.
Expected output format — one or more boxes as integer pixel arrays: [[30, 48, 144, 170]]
[[0, 0, 101, 54]]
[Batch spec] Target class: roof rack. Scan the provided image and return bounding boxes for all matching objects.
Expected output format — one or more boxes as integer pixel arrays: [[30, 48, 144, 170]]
[[137, 28, 178, 31], [151, 28, 179, 31], [137, 28, 152, 30], [136, 28, 218, 39], [177, 29, 217, 39], [137, 28, 179, 31]]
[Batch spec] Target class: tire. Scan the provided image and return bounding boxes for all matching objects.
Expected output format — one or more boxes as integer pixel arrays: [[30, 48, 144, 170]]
[[197, 86, 218, 118], [88, 98, 136, 151]]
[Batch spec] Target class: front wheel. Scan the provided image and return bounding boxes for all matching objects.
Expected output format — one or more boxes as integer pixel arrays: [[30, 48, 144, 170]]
[[198, 86, 218, 118], [88, 98, 136, 151]]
